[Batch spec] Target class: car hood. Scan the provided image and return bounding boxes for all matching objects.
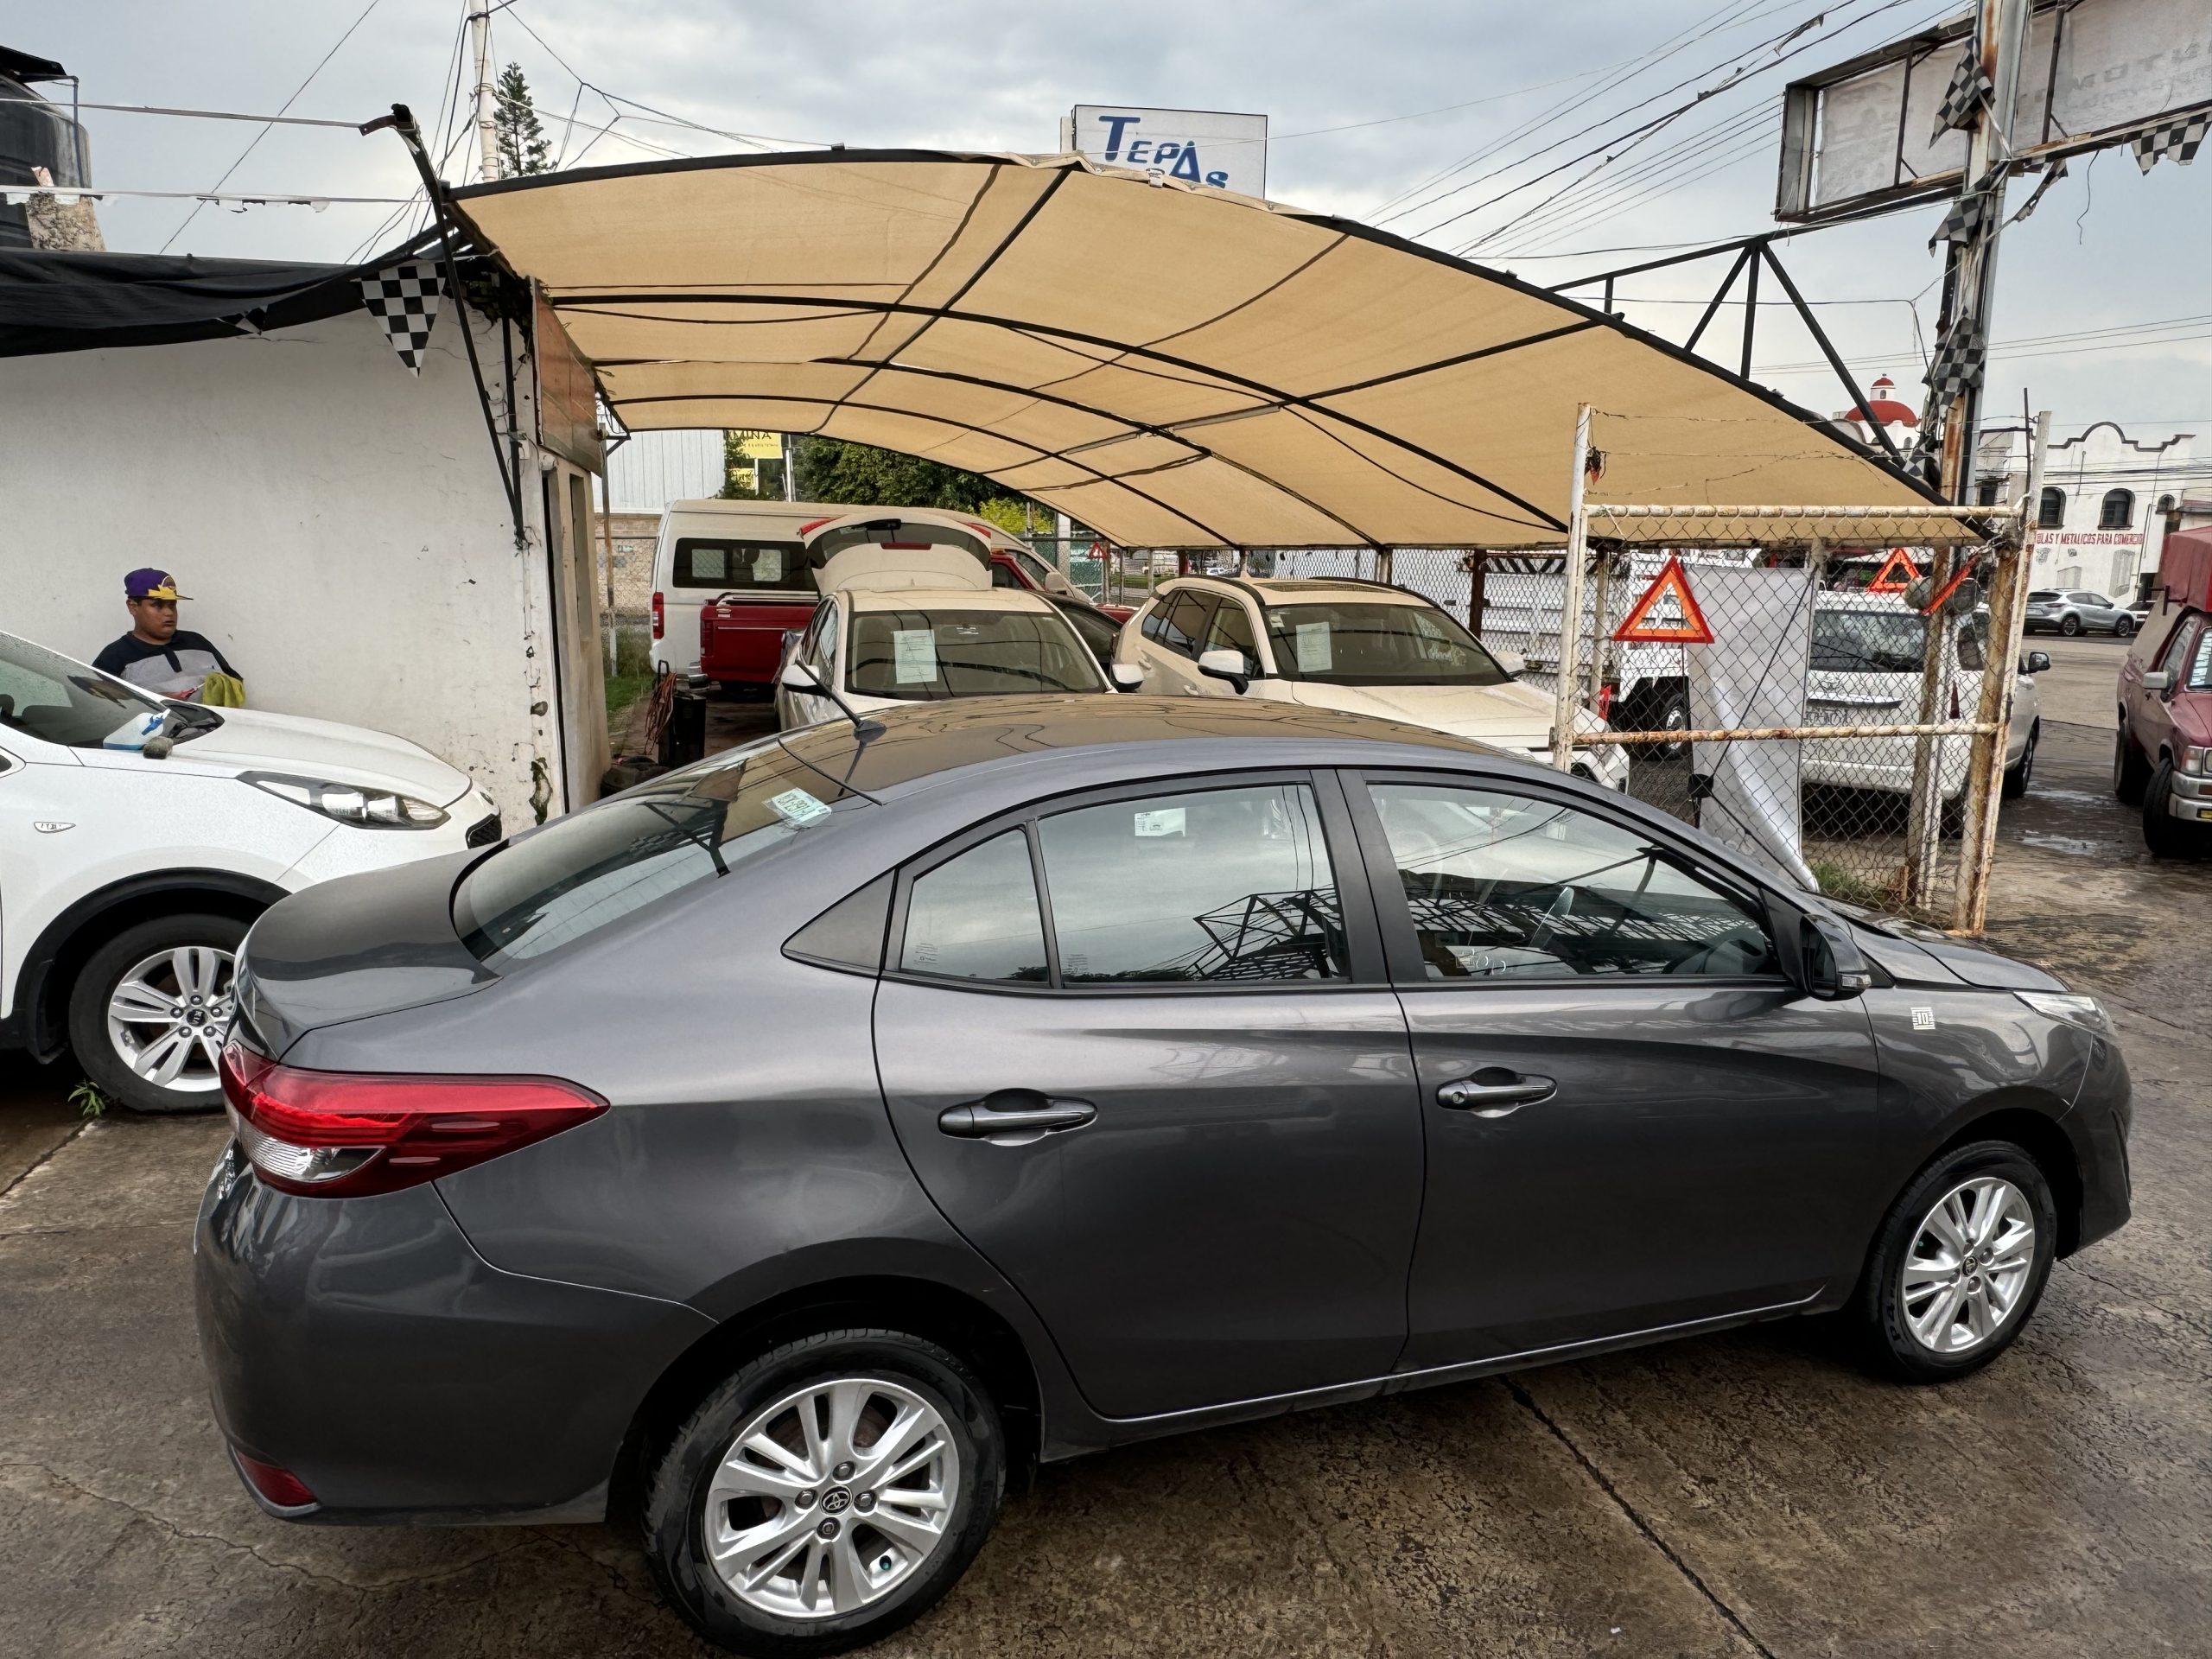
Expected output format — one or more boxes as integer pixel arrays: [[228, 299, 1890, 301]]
[[157, 707, 474, 805], [1275, 677, 1556, 745], [1831, 904, 2069, 991]]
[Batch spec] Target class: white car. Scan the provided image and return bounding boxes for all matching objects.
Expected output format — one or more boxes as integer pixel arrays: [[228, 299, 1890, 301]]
[[0, 629, 502, 1114], [1115, 575, 1630, 789], [774, 518, 1130, 730], [1805, 592, 2045, 801]]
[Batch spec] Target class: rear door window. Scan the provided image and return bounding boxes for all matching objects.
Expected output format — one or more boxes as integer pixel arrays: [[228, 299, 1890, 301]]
[[899, 830, 1048, 982], [672, 538, 810, 592]]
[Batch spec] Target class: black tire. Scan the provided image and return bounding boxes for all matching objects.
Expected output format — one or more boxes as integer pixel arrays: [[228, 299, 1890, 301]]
[[67, 912, 247, 1116], [1649, 684, 1693, 762], [2113, 722, 2151, 804], [642, 1329, 1005, 1657], [2113, 615, 2133, 639], [2060, 613, 2082, 637], [1856, 1140, 2058, 1383], [2001, 721, 2037, 799], [2142, 760, 2199, 859]]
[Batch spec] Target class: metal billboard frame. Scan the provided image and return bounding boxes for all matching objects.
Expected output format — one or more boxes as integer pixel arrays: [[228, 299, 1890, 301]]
[[1776, 0, 2212, 222]]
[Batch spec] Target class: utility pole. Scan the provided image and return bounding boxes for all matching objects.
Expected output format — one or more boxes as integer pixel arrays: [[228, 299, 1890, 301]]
[[781, 433, 798, 500], [470, 4, 500, 185]]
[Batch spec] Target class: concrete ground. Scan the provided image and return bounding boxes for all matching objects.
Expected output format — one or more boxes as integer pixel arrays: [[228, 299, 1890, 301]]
[[3, 716, 2206, 1656]]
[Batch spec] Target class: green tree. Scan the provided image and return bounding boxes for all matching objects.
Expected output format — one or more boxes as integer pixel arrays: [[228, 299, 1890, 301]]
[[493, 64, 552, 177], [791, 435, 1043, 523]]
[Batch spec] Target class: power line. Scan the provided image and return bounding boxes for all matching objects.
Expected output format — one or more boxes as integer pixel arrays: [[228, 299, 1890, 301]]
[[0, 96, 365, 129], [159, 0, 385, 253]]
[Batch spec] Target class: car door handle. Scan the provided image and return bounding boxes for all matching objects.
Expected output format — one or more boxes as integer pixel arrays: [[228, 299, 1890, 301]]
[[1436, 1069, 1556, 1117], [938, 1090, 1097, 1143]]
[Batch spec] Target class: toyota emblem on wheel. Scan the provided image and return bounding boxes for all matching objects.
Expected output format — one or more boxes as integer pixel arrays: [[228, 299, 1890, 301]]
[[820, 1487, 851, 1515]]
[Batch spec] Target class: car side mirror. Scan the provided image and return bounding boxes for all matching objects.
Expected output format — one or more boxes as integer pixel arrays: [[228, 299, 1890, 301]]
[[2143, 668, 2175, 692], [779, 660, 819, 690], [1799, 910, 1872, 1001], [1045, 570, 1073, 594], [1109, 662, 1145, 690], [1492, 647, 1527, 677], [2022, 651, 2051, 675], [1196, 647, 1251, 695]]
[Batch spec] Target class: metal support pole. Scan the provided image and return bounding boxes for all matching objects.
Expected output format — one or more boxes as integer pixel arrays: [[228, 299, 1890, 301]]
[[1376, 548, 1395, 586], [1952, 409, 2049, 933], [1738, 249, 1760, 381], [781, 433, 798, 500], [1552, 404, 1594, 774], [469, 4, 499, 185], [1586, 550, 1611, 720]]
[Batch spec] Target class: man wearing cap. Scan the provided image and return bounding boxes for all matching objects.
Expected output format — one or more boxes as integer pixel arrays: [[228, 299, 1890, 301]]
[[92, 569, 244, 702]]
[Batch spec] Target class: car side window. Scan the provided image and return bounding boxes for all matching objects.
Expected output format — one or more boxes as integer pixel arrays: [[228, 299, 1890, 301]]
[[1036, 783, 1348, 983], [2190, 625, 2212, 692], [900, 830, 1048, 982], [803, 602, 836, 670], [1363, 781, 1780, 981], [1161, 591, 1218, 658], [1204, 597, 1261, 673], [2158, 617, 2200, 678], [989, 562, 1021, 589]]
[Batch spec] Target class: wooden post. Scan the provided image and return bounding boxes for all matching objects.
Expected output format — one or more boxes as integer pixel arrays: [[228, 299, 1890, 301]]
[[1552, 404, 1594, 774]]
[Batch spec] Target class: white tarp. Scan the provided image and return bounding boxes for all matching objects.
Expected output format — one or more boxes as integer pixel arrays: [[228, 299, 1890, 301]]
[[1684, 566, 1818, 888]]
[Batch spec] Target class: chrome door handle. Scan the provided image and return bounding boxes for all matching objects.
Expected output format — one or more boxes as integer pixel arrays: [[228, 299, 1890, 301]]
[[938, 1090, 1096, 1144], [1436, 1070, 1556, 1117]]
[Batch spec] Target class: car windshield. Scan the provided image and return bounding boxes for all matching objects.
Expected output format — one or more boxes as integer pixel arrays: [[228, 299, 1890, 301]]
[[847, 608, 1107, 699], [1811, 607, 1928, 673], [452, 738, 866, 968], [1262, 601, 1510, 687], [0, 631, 165, 749]]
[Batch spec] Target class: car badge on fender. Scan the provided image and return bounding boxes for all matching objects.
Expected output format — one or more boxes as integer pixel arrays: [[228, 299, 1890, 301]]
[[32, 821, 73, 833]]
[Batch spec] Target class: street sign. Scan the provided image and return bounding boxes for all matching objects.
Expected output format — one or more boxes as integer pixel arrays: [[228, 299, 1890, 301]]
[[1613, 556, 1715, 644], [1060, 105, 1268, 197], [1776, 0, 2212, 221], [1869, 548, 1922, 592], [732, 430, 783, 460]]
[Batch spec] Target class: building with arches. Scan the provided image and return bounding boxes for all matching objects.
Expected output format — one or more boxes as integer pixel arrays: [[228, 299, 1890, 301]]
[[1975, 421, 2200, 600]]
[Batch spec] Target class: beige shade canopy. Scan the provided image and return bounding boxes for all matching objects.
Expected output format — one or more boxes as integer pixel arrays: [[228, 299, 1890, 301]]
[[451, 150, 1957, 550]]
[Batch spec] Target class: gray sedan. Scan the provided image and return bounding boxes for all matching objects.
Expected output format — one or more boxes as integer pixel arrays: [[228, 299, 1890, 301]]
[[196, 697, 2132, 1656]]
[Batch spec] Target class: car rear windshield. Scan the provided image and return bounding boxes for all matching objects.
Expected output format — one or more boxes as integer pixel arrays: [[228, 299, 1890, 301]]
[[0, 631, 165, 749], [2026, 591, 2062, 603], [847, 608, 1107, 699], [1811, 607, 1929, 673], [673, 538, 810, 592], [452, 739, 865, 968], [811, 521, 992, 563], [1262, 602, 1510, 687]]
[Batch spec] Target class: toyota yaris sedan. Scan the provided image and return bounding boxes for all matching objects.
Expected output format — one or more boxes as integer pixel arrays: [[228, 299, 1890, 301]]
[[196, 696, 2131, 1656]]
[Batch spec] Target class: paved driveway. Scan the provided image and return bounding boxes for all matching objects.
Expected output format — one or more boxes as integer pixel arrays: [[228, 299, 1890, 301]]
[[2, 721, 2206, 1657]]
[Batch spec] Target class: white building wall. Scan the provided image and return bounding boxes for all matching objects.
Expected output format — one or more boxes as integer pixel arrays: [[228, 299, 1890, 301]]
[[0, 304, 572, 827], [1979, 423, 2202, 599], [605, 427, 725, 512]]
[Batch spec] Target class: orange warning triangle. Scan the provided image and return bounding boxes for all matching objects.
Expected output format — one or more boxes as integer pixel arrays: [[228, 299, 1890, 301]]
[[1613, 555, 1714, 644], [1867, 548, 1921, 593]]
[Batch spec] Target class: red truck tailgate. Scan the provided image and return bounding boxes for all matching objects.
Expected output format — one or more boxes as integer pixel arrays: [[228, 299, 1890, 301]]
[[700, 596, 817, 685]]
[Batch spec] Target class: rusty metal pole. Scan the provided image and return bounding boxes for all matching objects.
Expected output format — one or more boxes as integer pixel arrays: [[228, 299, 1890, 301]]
[[1953, 410, 2049, 932], [1552, 404, 1594, 774]]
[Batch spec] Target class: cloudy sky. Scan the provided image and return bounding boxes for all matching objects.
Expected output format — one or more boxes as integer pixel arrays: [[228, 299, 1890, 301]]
[[22, 0, 2212, 445]]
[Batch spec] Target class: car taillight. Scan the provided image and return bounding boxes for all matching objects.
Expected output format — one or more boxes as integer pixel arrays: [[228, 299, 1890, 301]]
[[1948, 685, 1962, 720], [652, 591, 664, 639], [219, 1042, 606, 1198], [233, 1452, 316, 1509]]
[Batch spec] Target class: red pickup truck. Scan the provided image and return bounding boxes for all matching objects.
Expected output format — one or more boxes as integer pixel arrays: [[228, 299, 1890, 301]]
[[2115, 524, 2212, 855], [699, 514, 1128, 690]]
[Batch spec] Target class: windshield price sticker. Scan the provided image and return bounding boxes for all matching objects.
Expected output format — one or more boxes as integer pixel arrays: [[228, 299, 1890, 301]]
[[1294, 622, 1332, 672], [1134, 807, 1186, 838], [893, 629, 938, 683], [766, 787, 832, 828]]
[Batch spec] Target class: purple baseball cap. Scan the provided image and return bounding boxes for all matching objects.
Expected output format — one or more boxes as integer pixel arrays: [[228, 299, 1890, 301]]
[[124, 568, 191, 601]]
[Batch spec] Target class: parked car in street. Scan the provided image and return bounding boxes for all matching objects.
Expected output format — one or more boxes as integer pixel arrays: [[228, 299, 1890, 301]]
[[773, 518, 1128, 731], [199, 696, 2128, 1657], [2024, 589, 2133, 638], [0, 628, 499, 1115], [1805, 593, 2047, 803], [1115, 575, 1630, 789], [2114, 526, 2212, 855]]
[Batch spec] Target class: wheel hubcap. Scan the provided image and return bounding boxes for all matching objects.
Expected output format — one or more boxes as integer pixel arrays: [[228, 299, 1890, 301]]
[[703, 1376, 960, 1620], [105, 946, 236, 1093], [1900, 1176, 2037, 1354]]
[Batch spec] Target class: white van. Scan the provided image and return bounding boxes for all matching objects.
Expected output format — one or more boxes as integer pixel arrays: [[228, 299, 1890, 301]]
[[649, 499, 1072, 681]]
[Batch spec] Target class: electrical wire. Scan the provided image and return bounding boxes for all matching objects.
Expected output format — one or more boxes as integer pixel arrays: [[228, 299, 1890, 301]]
[[0, 96, 364, 128], [159, 0, 385, 253]]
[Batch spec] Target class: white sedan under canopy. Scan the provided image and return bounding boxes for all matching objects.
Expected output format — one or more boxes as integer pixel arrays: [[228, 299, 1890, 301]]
[[449, 149, 1965, 552]]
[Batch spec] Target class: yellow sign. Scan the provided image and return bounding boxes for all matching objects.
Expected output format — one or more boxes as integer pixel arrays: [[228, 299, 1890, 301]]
[[733, 429, 785, 460]]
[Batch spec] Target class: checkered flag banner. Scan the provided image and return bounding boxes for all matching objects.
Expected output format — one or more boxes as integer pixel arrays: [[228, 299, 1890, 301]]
[[1923, 322, 1987, 408], [1931, 54, 1992, 142], [357, 260, 444, 374], [2133, 111, 2208, 173], [1928, 189, 1996, 250]]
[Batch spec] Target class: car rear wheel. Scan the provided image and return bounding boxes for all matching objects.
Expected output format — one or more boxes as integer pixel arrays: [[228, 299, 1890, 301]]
[[2001, 721, 2037, 799], [67, 912, 246, 1116], [1857, 1141, 2056, 1382], [2113, 723, 2151, 804], [2142, 760, 2200, 858], [2060, 613, 2082, 637], [642, 1329, 1003, 1656]]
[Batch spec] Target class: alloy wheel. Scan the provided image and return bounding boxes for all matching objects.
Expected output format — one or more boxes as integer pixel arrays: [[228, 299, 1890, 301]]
[[1898, 1176, 2037, 1354], [105, 946, 236, 1094], [702, 1376, 961, 1621]]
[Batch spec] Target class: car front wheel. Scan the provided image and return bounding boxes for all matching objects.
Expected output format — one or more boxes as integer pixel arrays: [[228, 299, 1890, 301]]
[[2113, 615, 2133, 639], [2143, 760, 2200, 858], [643, 1329, 1004, 1656], [2002, 721, 2037, 799], [1857, 1141, 2056, 1382], [67, 912, 247, 1115]]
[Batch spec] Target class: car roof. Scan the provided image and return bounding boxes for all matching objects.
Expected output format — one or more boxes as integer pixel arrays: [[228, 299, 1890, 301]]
[[844, 587, 1056, 614], [1166, 575, 1427, 607]]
